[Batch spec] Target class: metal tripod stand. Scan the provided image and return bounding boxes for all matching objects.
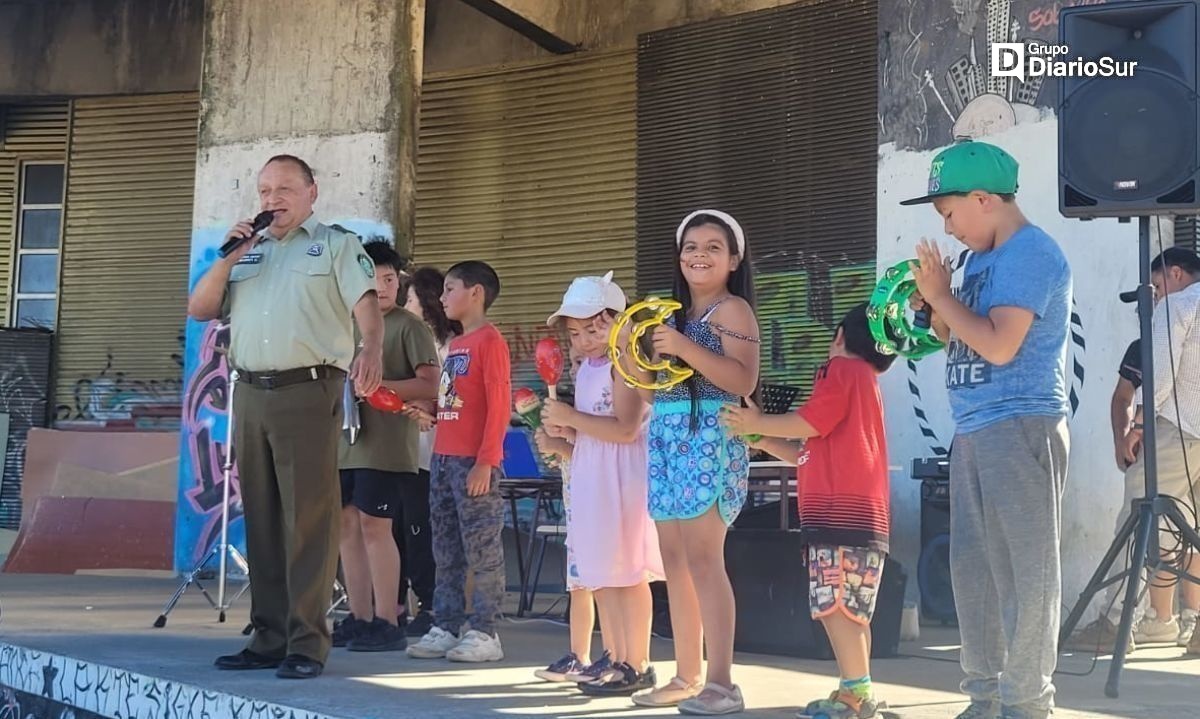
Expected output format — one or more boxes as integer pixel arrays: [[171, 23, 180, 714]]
[[154, 368, 250, 627], [1058, 216, 1200, 697]]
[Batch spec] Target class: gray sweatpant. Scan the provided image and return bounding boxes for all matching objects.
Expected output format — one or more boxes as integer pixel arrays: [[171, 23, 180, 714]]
[[950, 415, 1069, 718], [430, 453, 506, 635]]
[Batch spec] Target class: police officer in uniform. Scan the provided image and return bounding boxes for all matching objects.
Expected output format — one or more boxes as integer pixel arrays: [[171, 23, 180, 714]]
[[188, 154, 384, 679]]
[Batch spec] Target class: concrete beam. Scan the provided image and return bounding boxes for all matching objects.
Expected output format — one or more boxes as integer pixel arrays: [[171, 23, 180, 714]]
[[457, 0, 579, 53], [0, 0, 203, 96]]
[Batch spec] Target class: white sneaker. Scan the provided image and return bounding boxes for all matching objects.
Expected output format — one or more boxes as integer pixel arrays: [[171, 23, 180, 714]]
[[1133, 608, 1180, 644], [406, 626, 461, 658], [446, 629, 504, 662], [1178, 608, 1198, 647]]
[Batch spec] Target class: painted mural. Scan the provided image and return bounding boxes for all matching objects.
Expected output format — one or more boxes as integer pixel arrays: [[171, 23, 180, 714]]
[[0, 332, 52, 530], [0, 644, 334, 719], [879, 0, 1109, 152]]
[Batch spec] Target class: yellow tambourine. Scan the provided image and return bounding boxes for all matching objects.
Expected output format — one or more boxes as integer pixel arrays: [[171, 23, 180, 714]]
[[607, 297, 694, 391]]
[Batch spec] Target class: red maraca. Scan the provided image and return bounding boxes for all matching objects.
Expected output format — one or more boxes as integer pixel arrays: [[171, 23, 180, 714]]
[[535, 336, 565, 399], [366, 386, 406, 413]]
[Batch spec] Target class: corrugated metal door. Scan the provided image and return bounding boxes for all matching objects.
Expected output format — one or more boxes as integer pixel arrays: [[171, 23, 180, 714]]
[[55, 93, 199, 421], [0, 103, 70, 326], [415, 50, 636, 391], [636, 0, 878, 397]]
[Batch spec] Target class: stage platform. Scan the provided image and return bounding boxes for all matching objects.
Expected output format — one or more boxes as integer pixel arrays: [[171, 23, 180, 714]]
[[0, 572, 1194, 718]]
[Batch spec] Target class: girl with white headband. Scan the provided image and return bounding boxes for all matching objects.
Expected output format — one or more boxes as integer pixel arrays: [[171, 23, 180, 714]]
[[615, 210, 760, 715]]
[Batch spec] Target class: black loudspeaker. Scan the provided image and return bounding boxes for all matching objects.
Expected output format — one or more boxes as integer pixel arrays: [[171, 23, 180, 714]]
[[1059, 0, 1200, 217], [725, 529, 905, 659], [918, 480, 957, 625]]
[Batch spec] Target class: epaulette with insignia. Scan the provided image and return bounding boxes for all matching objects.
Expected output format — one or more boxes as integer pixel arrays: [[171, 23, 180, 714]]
[[328, 223, 362, 240]]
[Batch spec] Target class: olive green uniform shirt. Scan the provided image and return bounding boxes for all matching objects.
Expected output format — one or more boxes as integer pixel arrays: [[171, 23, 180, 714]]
[[222, 215, 375, 372], [339, 309, 440, 473]]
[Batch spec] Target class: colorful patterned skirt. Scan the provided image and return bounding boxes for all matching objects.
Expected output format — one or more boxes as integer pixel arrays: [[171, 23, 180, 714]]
[[647, 399, 749, 526]]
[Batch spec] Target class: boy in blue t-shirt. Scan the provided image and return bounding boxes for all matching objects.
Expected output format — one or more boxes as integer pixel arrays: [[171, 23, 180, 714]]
[[901, 140, 1072, 719]]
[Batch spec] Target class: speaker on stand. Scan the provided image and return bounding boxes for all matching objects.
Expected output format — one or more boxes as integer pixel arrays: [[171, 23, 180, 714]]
[[1056, 0, 1200, 698], [1059, 0, 1200, 218]]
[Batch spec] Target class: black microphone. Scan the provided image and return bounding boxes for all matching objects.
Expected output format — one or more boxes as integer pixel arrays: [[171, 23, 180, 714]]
[[218, 210, 280, 259]]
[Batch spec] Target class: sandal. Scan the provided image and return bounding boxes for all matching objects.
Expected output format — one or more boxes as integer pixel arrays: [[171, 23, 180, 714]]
[[678, 683, 745, 715], [797, 690, 886, 719], [631, 676, 703, 707]]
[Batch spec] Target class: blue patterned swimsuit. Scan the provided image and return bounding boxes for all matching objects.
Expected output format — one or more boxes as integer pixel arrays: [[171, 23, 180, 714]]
[[647, 298, 750, 526]]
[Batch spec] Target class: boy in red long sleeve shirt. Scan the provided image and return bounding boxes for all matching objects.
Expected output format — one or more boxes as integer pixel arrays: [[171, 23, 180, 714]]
[[407, 261, 512, 663]]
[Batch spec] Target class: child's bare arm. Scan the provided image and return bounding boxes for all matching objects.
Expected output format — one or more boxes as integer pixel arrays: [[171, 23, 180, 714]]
[[722, 403, 821, 440], [541, 373, 647, 444], [654, 298, 760, 397], [751, 437, 802, 465], [912, 240, 1034, 365], [535, 428, 573, 460], [929, 302, 1033, 365]]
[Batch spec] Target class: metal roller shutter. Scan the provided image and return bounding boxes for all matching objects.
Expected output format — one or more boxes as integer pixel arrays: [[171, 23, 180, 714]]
[[0, 103, 70, 326], [0, 153, 13, 325], [415, 50, 636, 391], [55, 93, 199, 422], [636, 0, 878, 397]]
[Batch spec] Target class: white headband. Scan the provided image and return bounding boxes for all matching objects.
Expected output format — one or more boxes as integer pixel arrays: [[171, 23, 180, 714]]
[[675, 209, 746, 256]]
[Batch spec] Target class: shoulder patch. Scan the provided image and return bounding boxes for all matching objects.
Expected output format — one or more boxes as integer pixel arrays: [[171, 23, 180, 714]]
[[358, 254, 376, 278]]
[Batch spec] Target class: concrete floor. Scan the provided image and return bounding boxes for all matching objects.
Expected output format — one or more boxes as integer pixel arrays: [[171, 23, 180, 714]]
[[0, 573, 1195, 718]]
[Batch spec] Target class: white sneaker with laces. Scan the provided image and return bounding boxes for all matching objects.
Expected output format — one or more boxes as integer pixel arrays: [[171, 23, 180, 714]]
[[1133, 608, 1180, 644], [446, 629, 504, 662], [406, 626, 461, 658], [1178, 608, 1198, 647]]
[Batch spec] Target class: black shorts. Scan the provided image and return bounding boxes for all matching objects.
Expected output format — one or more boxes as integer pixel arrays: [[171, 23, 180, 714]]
[[339, 468, 414, 518]]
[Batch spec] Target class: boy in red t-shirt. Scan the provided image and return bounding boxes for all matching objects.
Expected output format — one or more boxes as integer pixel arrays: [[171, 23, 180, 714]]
[[406, 260, 512, 664], [722, 303, 897, 719]]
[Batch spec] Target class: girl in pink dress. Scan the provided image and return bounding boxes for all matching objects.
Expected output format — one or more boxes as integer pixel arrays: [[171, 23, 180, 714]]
[[539, 271, 665, 698]]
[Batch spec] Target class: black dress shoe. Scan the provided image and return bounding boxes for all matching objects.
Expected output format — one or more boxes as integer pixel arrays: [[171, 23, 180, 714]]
[[214, 649, 283, 670], [275, 654, 324, 679]]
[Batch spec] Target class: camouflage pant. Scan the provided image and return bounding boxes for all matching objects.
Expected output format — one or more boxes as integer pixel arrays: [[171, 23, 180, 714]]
[[430, 453, 505, 635]]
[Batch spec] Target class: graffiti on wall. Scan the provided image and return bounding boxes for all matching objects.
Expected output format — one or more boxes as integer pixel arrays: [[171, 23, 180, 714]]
[[1, 686, 104, 719], [0, 644, 335, 719], [176, 321, 242, 569], [879, 0, 1108, 151], [0, 350, 50, 530], [54, 334, 185, 422]]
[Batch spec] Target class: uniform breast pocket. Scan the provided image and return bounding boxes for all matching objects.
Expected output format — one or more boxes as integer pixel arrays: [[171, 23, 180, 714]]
[[290, 253, 333, 279], [229, 263, 262, 283]]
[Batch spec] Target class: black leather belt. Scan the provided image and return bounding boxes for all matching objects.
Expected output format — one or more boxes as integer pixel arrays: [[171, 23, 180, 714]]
[[236, 365, 344, 390]]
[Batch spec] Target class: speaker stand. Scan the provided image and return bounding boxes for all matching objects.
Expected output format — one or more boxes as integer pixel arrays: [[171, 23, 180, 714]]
[[1058, 216, 1200, 698]]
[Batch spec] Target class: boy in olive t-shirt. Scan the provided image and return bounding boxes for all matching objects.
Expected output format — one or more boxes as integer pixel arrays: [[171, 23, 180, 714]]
[[333, 241, 440, 652]]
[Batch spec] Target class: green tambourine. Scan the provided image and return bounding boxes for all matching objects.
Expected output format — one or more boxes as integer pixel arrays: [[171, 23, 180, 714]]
[[867, 259, 945, 360]]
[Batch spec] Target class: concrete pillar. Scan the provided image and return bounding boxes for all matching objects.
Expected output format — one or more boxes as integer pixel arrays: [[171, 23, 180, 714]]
[[174, 0, 424, 573]]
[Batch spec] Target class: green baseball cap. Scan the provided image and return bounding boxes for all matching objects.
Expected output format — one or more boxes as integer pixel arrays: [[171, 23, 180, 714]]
[[900, 139, 1020, 205]]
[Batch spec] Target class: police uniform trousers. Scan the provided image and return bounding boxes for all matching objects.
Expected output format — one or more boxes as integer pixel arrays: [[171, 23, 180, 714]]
[[234, 371, 345, 663]]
